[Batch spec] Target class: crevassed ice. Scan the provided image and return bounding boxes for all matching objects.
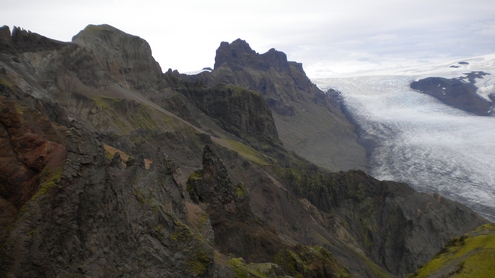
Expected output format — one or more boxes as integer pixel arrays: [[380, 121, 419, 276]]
[[316, 75, 495, 221]]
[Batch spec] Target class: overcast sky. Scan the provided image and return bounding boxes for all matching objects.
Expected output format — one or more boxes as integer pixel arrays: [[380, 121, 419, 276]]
[[3, 0, 495, 77]]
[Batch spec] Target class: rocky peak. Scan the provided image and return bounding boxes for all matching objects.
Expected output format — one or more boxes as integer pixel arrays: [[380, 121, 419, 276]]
[[0, 25, 12, 52], [214, 39, 291, 74], [72, 24, 138, 50], [0, 26, 66, 53], [226, 39, 255, 54], [260, 48, 290, 72], [72, 24, 163, 90], [214, 39, 268, 71], [214, 39, 254, 66], [202, 144, 230, 183], [211, 39, 317, 94], [0, 25, 10, 40]]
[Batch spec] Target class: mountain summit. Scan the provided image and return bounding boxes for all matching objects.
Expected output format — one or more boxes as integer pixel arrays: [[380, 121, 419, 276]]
[[214, 39, 290, 73]]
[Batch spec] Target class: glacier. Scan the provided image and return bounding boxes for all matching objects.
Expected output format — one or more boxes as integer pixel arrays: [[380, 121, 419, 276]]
[[313, 56, 495, 221]]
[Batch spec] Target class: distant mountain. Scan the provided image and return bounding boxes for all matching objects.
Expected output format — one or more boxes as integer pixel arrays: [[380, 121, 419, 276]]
[[0, 24, 489, 277], [394, 55, 495, 116], [411, 66, 494, 116], [185, 38, 368, 172]]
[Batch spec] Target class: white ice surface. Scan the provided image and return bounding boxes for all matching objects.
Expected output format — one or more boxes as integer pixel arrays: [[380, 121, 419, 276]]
[[313, 63, 495, 220]]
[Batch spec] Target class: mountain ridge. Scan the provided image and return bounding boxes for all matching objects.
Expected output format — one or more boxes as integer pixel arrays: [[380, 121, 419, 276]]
[[0, 24, 490, 277]]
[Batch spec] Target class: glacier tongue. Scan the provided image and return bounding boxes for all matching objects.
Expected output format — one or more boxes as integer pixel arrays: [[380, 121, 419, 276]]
[[315, 75, 495, 221]]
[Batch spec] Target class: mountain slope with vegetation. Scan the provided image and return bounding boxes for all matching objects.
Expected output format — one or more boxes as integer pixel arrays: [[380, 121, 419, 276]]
[[411, 223, 495, 277], [0, 24, 489, 277]]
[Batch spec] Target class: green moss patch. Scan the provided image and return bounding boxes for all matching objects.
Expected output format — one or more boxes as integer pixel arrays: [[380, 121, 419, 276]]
[[236, 183, 247, 198], [0, 78, 15, 88], [274, 246, 351, 277], [131, 106, 158, 131], [186, 170, 203, 194], [227, 257, 281, 278], [92, 96, 120, 109], [31, 166, 63, 201], [228, 257, 249, 278], [187, 249, 212, 276], [223, 139, 272, 166]]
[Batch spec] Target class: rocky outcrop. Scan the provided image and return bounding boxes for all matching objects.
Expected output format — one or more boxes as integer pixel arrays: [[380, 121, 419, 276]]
[[210, 39, 323, 115], [0, 26, 13, 53], [188, 145, 253, 222], [410, 72, 494, 116]]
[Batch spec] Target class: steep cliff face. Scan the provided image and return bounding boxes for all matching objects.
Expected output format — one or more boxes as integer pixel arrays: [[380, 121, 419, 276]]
[[274, 166, 487, 275], [172, 78, 282, 149], [0, 25, 491, 278], [192, 39, 368, 172]]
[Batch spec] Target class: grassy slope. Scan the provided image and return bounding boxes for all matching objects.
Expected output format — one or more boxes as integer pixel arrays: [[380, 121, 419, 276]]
[[412, 223, 495, 277]]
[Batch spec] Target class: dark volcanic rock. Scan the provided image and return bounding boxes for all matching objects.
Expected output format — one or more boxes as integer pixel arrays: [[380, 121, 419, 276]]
[[12, 26, 67, 53], [410, 72, 494, 116], [0, 26, 13, 53], [214, 39, 269, 71], [188, 145, 253, 222], [212, 39, 316, 95], [176, 80, 282, 147]]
